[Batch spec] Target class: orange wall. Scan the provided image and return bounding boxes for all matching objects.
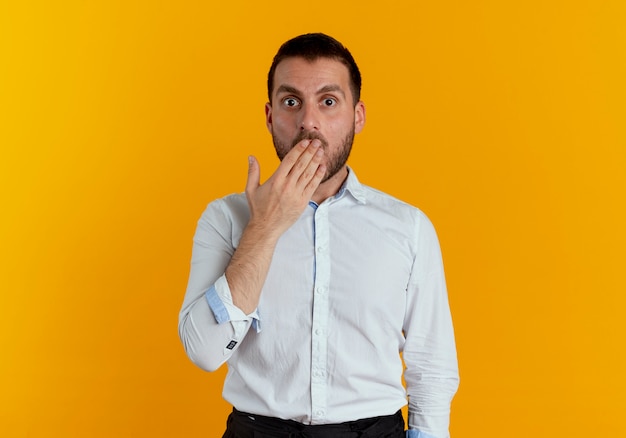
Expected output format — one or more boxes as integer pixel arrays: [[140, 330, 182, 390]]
[[1, 1, 625, 436]]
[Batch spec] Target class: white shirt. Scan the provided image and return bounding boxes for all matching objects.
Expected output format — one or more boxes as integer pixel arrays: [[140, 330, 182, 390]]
[[179, 169, 459, 438]]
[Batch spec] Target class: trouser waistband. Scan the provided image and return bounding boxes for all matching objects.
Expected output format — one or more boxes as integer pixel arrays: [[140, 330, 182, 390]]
[[224, 408, 405, 438]]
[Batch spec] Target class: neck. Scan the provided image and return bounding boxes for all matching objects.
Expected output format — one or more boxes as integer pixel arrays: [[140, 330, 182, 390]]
[[311, 166, 349, 204]]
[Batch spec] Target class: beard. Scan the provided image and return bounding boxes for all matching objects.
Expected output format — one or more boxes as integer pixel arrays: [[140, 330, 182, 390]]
[[272, 128, 355, 183]]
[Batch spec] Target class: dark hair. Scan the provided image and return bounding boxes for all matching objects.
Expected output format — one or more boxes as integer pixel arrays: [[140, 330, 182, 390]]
[[267, 33, 362, 105]]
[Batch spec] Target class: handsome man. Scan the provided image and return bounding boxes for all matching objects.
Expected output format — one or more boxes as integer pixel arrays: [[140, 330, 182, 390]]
[[179, 33, 459, 437]]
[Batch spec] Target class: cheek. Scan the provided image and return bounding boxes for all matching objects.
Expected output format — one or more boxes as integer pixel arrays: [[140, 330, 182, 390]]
[[271, 113, 295, 135], [326, 116, 353, 138]]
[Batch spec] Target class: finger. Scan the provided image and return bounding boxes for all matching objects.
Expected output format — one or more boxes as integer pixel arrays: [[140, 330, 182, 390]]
[[245, 155, 260, 195], [302, 164, 326, 198], [275, 139, 312, 178], [297, 145, 324, 187], [286, 139, 323, 180]]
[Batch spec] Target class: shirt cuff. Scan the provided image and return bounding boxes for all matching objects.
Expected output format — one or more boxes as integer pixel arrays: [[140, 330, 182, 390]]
[[406, 430, 438, 438], [205, 275, 261, 332]]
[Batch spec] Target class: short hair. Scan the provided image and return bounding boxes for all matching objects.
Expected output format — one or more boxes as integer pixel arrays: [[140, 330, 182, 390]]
[[267, 33, 362, 105]]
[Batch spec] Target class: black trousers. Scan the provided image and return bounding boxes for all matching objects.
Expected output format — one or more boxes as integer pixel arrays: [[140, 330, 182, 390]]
[[222, 408, 405, 438]]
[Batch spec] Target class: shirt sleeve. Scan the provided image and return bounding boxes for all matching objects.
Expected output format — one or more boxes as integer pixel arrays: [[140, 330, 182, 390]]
[[403, 212, 459, 438], [178, 198, 258, 372]]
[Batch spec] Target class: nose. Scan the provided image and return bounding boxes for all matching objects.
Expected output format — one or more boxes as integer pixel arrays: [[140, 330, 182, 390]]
[[299, 102, 320, 131]]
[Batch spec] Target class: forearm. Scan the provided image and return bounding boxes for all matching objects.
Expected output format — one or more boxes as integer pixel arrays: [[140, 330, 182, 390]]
[[178, 198, 259, 371], [179, 221, 280, 370], [225, 221, 281, 314]]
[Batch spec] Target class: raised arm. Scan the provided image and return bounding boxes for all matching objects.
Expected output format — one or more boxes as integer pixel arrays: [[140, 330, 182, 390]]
[[178, 139, 326, 371]]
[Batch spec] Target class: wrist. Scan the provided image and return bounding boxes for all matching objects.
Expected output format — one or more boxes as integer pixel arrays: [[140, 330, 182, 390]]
[[244, 218, 285, 243]]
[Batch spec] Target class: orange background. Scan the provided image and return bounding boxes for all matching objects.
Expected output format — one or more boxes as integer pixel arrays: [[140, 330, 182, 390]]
[[1, 1, 625, 436]]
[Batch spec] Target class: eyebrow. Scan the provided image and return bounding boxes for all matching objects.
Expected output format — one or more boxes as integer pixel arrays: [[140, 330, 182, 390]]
[[275, 84, 346, 99]]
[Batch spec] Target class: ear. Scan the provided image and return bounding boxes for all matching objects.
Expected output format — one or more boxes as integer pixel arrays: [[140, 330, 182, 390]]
[[354, 101, 366, 134], [265, 102, 273, 133]]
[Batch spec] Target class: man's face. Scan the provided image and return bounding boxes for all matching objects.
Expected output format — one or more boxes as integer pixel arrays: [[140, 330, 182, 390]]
[[265, 57, 365, 182]]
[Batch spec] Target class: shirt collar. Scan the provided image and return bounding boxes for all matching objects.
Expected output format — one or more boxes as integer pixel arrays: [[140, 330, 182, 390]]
[[336, 167, 367, 204]]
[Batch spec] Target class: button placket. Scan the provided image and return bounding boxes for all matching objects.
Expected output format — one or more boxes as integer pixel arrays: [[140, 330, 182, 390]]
[[310, 203, 330, 423]]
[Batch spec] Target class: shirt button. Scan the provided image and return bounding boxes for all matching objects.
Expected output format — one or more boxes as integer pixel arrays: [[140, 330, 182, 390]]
[[315, 329, 323, 335], [316, 410, 324, 416]]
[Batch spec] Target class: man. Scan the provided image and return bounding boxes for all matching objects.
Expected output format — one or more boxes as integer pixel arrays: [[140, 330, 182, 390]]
[[179, 33, 459, 437]]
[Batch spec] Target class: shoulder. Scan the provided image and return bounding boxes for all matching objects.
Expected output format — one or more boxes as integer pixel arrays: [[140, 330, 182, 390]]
[[203, 192, 248, 215], [360, 183, 430, 223], [358, 183, 441, 247], [197, 192, 250, 231]]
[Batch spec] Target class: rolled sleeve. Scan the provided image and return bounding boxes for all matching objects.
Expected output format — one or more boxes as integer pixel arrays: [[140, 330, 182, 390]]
[[206, 274, 261, 332]]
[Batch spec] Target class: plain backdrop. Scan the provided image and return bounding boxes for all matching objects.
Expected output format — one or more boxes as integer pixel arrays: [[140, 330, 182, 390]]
[[1, 1, 625, 436]]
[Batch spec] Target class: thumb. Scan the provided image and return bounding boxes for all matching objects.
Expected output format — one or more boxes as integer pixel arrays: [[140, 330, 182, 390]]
[[245, 155, 260, 194]]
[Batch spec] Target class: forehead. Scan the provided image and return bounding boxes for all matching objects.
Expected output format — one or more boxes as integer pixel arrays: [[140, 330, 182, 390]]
[[272, 57, 351, 95]]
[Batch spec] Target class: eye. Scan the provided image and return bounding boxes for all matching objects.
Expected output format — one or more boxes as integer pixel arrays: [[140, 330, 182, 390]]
[[322, 97, 337, 107], [283, 97, 300, 107]]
